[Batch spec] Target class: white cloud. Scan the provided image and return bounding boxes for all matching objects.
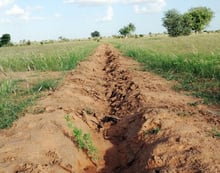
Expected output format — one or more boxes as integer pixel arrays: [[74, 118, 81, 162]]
[[134, 0, 166, 13], [6, 4, 30, 21], [6, 4, 26, 15], [64, 0, 166, 13], [5, 4, 45, 22], [0, 0, 14, 8], [101, 6, 113, 21]]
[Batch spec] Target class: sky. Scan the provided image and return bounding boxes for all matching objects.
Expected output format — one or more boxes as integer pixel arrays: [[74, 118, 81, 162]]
[[0, 0, 219, 42]]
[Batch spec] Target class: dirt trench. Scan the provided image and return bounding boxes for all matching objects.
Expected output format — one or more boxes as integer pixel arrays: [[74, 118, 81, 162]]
[[0, 44, 219, 173], [100, 48, 146, 173]]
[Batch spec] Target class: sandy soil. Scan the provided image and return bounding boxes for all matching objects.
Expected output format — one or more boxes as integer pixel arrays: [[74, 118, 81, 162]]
[[0, 44, 219, 173]]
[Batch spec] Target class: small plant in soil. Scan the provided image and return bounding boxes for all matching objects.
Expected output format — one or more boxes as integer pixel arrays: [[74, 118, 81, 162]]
[[211, 128, 220, 139], [65, 115, 99, 162], [187, 101, 199, 107], [83, 107, 94, 115], [32, 79, 59, 92], [143, 127, 161, 136]]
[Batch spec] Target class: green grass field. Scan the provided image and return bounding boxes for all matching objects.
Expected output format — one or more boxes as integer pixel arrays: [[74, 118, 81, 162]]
[[0, 40, 99, 128], [109, 33, 220, 105], [0, 40, 99, 72]]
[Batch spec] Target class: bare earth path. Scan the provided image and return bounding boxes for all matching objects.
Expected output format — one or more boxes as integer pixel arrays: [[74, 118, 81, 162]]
[[0, 44, 219, 173]]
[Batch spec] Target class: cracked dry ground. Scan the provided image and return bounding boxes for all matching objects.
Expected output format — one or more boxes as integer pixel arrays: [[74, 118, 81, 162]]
[[0, 44, 219, 173]]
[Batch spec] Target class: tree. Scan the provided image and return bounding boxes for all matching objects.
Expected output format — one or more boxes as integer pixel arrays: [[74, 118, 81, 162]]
[[0, 34, 11, 46], [119, 23, 136, 37], [58, 36, 69, 42], [91, 31, 100, 38], [27, 40, 31, 45], [119, 27, 130, 37], [162, 9, 184, 37], [163, 7, 214, 37], [181, 13, 193, 36], [128, 23, 136, 33], [187, 7, 214, 33]]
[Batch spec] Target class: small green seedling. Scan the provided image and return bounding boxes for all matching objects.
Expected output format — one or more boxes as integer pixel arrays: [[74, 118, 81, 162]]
[[212, 128, 220, 139], [144, 127, 161, 136], [83, 107, 94, 115], [65, 115, 99, 162]]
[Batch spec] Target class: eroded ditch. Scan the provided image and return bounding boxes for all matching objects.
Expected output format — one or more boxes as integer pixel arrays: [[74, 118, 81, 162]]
[[99, 48, 147, 173]]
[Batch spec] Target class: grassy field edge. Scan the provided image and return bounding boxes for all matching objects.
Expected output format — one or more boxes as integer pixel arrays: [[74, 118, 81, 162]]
[[0, 41, 100, 129], [108, 34, 220, 105]]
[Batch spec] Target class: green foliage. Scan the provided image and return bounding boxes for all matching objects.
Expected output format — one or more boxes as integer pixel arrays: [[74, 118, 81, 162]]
[[119, 27, 130, 37], [163, 9, 184, 37], [65, 115, 98, 162], [212, 128, 220, 138], [0, 80, 35, 129], [119, 23, 136, 37], [0, 80, 17, 97], [128, 23, 136, 33], [0, 79, 57, 129], [188, 7, 214, 33], [83, 107, 94, 115], [0, 97, 34, 129], [32, 79, 59, 92], [126, 50, 220, 103], [0, 41, 99, 72], [0, 78, 60, 129], [91, 31, 100, 38], [27, 40, 31, 45], [109, 33, 220, 105], [181, 13, 193, 36], [144, 127, 161, 136], [0, 33, 11, 46], [0, 40, 99, 129], [58, 36, 69, 42], [163, 7, 214, 37]]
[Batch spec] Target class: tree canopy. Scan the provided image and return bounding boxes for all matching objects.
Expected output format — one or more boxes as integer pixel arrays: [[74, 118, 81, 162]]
[[91, 31, 100, 38], [162, 9, 184, 37], [188, 7, 214, 33], [162, 7, 214, 37], [119, 23, 136, 37], [0, 34, 11, 46]]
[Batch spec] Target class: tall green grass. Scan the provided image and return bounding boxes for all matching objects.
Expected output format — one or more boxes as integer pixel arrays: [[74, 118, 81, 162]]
[[0, 79, 34, 128], [0, 40, 99, 72], [0, 40, 99, 129], [0, 76, 62, 129], [31, 79, 59, 92], [109, 33, 220, 105]]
